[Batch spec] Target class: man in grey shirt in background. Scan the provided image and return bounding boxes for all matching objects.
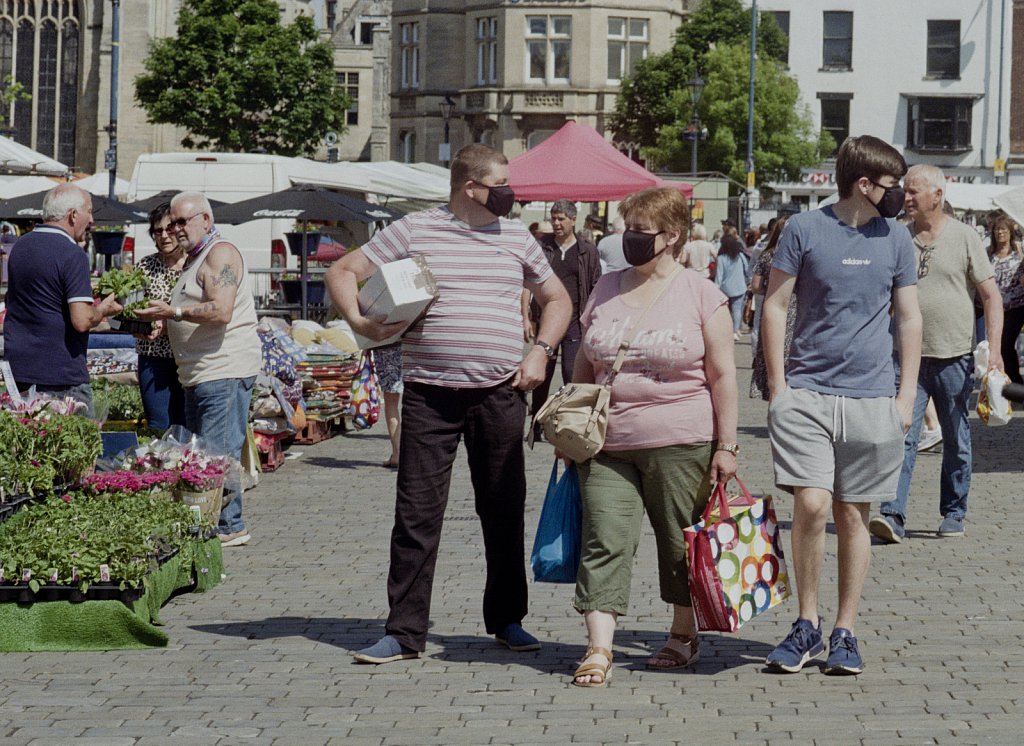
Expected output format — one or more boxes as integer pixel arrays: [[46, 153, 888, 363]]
[[596, 215, 627, 271]]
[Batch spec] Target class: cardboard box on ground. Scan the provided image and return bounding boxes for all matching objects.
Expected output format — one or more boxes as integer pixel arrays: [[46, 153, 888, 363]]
[[355, 257, 438, 349]]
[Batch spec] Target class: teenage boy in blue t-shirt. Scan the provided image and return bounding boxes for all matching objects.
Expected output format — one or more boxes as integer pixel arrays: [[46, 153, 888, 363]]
[[761, 135, 923, 675]]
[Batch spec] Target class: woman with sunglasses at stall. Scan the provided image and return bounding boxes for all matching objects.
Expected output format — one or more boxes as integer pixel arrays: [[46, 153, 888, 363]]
[[133, 202, 187, 429]]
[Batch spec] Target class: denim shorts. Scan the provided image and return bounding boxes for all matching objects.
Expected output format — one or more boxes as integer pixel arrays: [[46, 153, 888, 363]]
[[767, 387, 905, 503]]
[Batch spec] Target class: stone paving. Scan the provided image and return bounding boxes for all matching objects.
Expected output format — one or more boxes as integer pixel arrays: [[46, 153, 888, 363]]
[[1, 341, 1022, 745]]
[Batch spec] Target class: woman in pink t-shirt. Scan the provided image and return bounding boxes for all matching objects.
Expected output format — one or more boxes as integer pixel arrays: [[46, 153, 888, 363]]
[[569, 187, 739, 687]]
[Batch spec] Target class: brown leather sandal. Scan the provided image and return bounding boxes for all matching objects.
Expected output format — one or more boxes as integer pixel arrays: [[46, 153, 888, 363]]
[[646, 632, 700, 669], [571, 646, 613, 687]]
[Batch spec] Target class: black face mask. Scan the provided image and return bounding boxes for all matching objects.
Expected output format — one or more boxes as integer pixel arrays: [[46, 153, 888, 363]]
[[870, 182, 906, 219], [483, 184, 516, 217], [622, 230, 667, 266]]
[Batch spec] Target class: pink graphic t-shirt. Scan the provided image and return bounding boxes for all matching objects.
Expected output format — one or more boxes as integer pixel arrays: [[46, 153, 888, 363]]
[[580, 269, 728, 451]]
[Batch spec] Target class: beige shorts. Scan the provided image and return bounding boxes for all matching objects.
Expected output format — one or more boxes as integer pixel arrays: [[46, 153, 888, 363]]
[[767, 387, 905, 503]]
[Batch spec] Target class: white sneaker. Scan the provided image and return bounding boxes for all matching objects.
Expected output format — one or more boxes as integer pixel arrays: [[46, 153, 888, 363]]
[[917, 427, 942, 452]]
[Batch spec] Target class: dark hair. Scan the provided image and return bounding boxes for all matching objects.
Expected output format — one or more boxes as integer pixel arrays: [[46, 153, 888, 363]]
[[148, 202, 171, 236], [450, 144, 508, 193], [835, 135, 907, 199], [719, 235, 742, 259], [760, 214, 790, 262]]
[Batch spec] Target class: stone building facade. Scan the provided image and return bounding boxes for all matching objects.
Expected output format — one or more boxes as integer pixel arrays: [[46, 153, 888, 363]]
[[387, 0, 696, 164]]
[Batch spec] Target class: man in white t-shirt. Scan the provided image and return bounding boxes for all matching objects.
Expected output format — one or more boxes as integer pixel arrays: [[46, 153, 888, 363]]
[[683, 222, 717, 279]]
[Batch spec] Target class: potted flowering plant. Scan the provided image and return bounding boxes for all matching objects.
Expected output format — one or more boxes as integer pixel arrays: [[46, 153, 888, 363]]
[[173, 454, 227, 524], [81, 469, 179, 499]]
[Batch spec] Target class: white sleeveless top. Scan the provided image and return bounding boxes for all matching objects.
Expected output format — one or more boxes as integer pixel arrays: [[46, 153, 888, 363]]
[[167, 238, 261, 387]]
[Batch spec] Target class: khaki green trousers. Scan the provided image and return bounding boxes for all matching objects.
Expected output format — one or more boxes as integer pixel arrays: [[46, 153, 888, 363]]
[[573, 443, 713, 615]]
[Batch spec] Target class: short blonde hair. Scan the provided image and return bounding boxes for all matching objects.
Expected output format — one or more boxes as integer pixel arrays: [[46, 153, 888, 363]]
[[618, 187, 690, 257]]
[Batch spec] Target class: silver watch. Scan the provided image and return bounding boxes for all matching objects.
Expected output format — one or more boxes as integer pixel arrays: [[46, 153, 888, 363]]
[[534, 340, 556, 359]]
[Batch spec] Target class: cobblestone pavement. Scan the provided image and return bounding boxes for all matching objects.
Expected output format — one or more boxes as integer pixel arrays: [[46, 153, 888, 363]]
[[1, 340, 1022, 745]]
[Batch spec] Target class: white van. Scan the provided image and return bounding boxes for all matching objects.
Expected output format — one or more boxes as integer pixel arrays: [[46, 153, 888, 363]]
[[126, 152, 377, 295]]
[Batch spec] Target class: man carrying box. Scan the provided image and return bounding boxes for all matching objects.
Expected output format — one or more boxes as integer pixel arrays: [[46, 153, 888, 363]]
[[327, 144, 571, 663]]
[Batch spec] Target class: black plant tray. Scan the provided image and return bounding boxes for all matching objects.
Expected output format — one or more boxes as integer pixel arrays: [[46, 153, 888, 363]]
[[0, 493, 46, 524], [110, 317, 153, 335], [0, 582, 146, 604], [0, 546, 183, 604]]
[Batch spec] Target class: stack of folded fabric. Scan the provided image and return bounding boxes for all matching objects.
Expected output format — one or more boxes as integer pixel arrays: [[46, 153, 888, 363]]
[[296, 351, 359, 422]]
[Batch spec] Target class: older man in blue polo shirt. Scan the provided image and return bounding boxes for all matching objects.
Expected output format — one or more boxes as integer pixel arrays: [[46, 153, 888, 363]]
[[3, 183, 121, 415]]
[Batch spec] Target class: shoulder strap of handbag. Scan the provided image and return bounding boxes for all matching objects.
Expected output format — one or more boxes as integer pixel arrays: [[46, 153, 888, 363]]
[[605, 265, 682, 386]]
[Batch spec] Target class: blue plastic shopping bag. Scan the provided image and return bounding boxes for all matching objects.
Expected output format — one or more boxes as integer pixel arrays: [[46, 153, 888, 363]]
[[530, 460, 582, 583]]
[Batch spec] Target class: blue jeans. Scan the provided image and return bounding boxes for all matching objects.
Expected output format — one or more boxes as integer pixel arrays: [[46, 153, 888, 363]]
[[727, 294, 745, 332], [881, 355, 973, 524], [183, 376, 256, 534], [137, 355, 187, 431]]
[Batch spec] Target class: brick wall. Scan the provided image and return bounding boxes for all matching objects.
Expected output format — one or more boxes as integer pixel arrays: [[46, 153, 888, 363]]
[[1012, 0, 1024, 157]]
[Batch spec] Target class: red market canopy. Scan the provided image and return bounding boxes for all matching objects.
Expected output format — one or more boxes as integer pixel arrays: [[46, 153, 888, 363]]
[[508, 121, 692, 202]]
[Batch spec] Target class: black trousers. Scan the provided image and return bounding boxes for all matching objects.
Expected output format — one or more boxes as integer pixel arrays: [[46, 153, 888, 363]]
[[385, 379, 529, 651], [1000, 305, 1024, 384]]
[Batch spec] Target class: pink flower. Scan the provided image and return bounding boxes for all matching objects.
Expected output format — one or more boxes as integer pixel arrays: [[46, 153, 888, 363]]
[[60, 494, 71, 503]]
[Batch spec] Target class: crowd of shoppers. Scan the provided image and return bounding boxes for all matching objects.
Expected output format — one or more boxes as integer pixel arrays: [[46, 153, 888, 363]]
[[5, 133, 1021, 684]]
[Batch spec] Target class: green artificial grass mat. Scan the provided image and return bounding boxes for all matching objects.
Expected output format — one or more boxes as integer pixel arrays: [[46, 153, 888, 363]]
[[0, 538, 223, 651]]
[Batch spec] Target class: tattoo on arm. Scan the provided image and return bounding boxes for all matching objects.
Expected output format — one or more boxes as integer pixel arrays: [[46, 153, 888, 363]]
[[213, 263, 240, 288], [192, 302, 218, 317]]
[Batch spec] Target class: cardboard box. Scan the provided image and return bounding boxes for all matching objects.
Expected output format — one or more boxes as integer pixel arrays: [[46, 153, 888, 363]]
[[354, 256, 438, 349]]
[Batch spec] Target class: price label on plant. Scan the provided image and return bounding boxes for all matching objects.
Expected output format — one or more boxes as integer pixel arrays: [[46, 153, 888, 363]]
[[0, 361, 23, 405], [99, 564, 111, 582]]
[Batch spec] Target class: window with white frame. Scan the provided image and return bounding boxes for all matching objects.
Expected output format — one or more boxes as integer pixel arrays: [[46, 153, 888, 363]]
[[400, 22, 419, 89], [607, 17, 648, 82], [476, 18, 498, 85], [526, 15, 570, 83]]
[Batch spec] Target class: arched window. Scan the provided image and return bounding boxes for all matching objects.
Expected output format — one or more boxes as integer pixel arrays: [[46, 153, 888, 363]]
[[13, 18, 33, 145], [401, 131, 416, 163], [2, 0, 78, 164], [36, 19, 56, 156], [58, 16, 76, 165]]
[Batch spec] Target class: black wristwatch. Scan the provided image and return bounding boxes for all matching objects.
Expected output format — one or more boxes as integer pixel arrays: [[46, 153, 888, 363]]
[[534, 340, 556, 359]]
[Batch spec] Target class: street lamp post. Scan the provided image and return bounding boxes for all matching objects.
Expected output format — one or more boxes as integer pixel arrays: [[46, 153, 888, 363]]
[[685, 72, 705, 177], [438, 94, 456, 167]]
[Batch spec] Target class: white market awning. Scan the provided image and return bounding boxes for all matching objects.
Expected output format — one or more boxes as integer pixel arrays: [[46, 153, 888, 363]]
[[74, 170, 131, 197], [943, 182, 1017, 213], [0, 174, 60, 198], [993, 186, 1024, 226], [0, 134, 69, 177]]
